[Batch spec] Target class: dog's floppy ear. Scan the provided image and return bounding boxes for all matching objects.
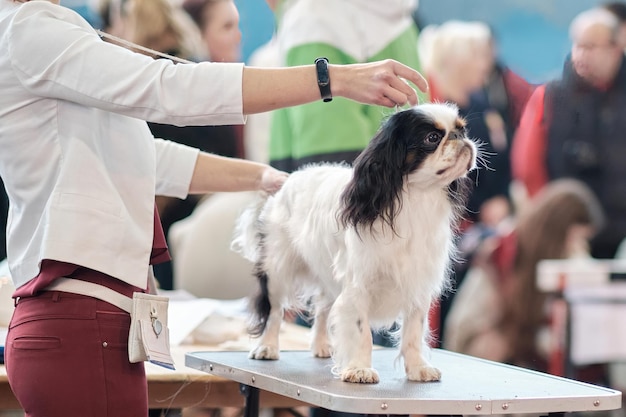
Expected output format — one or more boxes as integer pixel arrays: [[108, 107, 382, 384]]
[[340, 111, 413, 235]]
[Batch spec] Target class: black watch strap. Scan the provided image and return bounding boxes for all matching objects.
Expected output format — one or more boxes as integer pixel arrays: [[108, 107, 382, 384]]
[[314, 57, 332, 102]]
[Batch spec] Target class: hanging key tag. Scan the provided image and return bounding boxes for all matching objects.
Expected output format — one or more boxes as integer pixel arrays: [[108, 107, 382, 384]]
[[150, 305, 162, 337]]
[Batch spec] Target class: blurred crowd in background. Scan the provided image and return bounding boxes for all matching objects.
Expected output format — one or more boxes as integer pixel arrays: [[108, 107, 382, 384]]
[[60, 0, 620, 83]]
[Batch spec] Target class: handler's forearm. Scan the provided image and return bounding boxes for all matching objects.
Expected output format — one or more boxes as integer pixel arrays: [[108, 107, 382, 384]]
[[188, 152, 268, 194], [241, 61, 427, 114], [242, 66, 323, 115]]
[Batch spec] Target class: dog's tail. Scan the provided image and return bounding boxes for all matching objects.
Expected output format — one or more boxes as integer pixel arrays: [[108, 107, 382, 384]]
[[231, 191, 269, 263], [230, 192, 273, 336], [248, 267, 272, 336]]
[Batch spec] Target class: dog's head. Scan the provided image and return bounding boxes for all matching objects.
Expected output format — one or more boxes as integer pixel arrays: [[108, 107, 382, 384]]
[[400, 103, 476, 186], [340, 102, 477, 233]]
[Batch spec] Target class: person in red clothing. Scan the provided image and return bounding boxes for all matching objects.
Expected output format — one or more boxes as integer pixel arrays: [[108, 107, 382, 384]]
[[512, 7, 626, 259]]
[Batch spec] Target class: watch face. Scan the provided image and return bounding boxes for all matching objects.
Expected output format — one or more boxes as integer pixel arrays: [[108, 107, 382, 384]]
[[316, 59, 330, 85], [315, 58, 332, 101]]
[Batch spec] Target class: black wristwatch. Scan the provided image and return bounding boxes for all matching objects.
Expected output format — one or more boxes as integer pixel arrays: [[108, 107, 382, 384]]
[[314, 57, 332, 102]]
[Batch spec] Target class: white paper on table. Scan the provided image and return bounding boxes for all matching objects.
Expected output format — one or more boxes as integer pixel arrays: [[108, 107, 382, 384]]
[[211, 297, 248, 317], [0, 327, 7, 347], [536, 259, 611, 292], [0, 258, 10, 281], [569, 301, 626, 365], [166, 297, 250, 346], [167, 298, 220, 346]]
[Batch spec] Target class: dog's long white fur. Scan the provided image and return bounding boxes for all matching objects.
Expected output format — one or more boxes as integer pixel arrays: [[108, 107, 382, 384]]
[[232, 103, 477, 383]]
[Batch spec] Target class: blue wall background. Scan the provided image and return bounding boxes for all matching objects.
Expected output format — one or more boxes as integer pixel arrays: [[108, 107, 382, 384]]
[[235, 0, 276, 64], [234, 0, 619, 84]]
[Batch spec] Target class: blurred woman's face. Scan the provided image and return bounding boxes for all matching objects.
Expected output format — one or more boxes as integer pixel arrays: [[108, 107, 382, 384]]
[[459, 42, 494, 91], [201, 0, 241, 62]]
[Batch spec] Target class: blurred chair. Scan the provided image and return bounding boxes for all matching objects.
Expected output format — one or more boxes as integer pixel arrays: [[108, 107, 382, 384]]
[[169, 192, 257, 300], [0, 259, 14, 327]]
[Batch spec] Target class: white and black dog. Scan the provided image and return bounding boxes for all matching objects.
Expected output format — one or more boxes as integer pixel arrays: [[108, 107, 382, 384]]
[[232, 103, 477, 384]]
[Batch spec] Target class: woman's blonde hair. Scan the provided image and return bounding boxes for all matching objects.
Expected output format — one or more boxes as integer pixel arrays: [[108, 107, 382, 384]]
[[124, 0, 206, 60], [418, 20, 492, 75]]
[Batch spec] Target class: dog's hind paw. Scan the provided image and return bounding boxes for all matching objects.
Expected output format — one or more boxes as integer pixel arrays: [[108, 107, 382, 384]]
[[249, 345, 280, 360], [311, 343, 332, 358], [406, 365, 441, 382], [340, 367, 380, 384]]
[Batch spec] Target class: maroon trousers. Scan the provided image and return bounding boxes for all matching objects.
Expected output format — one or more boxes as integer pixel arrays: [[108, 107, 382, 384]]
[[6, 291, 148, 417]]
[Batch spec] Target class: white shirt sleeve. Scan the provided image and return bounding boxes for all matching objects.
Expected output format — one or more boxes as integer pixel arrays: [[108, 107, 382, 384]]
[[153, 139, 200, 198], [7, 2, 245, 126]]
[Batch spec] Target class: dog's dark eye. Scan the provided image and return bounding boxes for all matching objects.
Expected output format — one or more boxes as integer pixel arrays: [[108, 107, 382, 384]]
[[425, 132, 442, 144]]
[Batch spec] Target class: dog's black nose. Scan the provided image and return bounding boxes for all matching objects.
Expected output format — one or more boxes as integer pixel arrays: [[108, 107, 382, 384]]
[[449, 130, 463, 141]]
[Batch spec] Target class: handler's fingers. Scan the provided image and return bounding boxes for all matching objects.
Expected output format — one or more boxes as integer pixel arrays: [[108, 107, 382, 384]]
[[262, 169, 289, 194], [382, 89, 410, 108], [387, 75, 420, 106], [392, 61, 429, 94], [378, 95, 399, 108]]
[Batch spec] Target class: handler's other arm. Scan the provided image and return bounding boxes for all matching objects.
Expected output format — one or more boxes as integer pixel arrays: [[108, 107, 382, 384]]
[[189, 152, 288, 195]]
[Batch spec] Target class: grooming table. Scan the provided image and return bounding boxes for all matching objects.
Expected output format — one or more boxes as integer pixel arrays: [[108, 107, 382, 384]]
[[185, 349, 621, 416]]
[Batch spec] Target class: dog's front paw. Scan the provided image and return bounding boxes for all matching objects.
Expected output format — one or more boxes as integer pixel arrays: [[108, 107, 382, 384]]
[[406, 365, 441, 382], [340, 367, 380, 384], [249, 345, 280, 360]]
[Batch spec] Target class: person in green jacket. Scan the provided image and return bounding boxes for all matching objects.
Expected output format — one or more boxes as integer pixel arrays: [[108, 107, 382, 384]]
[[269, 0, 427, 172]]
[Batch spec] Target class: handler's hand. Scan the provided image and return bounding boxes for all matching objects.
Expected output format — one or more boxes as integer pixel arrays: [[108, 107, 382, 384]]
[[260, 167, 288, 194], [331, 59, 428, 108]]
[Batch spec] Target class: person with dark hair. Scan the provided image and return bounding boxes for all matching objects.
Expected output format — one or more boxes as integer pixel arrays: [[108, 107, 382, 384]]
[[182, 0, 241, 63], [604, 2, 626, 21], [603, 1, 626, 49]]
